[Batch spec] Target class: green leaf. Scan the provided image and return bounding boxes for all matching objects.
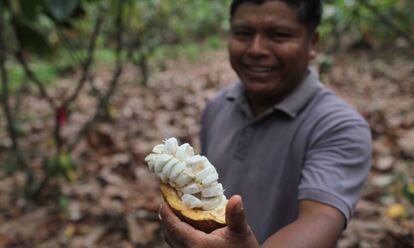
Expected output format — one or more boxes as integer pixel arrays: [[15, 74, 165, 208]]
[[15, 21, 53, 57], [18, 0, 43, 20], [58, 195, 71, 210], [43, 0, 79, 21], [43, 155, 59, 176], [81, 0, 102, 3], [404, 182, 414, 205], [58, 152, 76, 181]]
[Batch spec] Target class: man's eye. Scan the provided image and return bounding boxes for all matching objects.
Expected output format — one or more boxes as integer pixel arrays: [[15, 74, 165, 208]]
[[270, 32, 291, 40], [232, 30, 252, 38]]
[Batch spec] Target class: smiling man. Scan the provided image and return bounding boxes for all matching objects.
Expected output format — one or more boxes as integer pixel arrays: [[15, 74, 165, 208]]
[[160, 0, 372, 247], [228, 0, 318, 116]]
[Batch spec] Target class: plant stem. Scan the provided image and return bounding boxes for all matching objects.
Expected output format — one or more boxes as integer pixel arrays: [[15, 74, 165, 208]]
[[62, 13, 103, 108], [69, 1, 126, 152], [5, 0, 56, 109], [0, 2, 25, 169]]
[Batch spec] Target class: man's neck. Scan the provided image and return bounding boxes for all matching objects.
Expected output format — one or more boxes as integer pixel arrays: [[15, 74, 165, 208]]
[[245, 92, 284, 117], [245, 71, 310, 117]]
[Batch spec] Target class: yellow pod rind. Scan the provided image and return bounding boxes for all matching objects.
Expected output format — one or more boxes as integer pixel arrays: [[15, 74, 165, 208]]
[[160, 183, 226, 233]]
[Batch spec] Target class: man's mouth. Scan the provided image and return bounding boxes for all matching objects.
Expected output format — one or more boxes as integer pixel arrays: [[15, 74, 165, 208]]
[[244, 65, 277, 73]]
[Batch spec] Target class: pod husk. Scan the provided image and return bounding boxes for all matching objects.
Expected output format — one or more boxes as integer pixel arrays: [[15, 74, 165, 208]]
[[160, 183, 226, 233]]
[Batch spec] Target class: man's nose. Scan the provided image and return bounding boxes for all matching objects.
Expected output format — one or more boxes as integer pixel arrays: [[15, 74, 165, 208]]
[[247, 35, 269, 58]]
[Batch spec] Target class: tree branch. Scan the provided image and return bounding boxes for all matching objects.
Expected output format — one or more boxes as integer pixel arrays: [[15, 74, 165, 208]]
[[52, 12, 103, 153], [62, 13, 104, 108], [98, 0, 125, 112], [68, 1, 126, 152], [0, 3, 25, 168], [5, 0, 56, 109]]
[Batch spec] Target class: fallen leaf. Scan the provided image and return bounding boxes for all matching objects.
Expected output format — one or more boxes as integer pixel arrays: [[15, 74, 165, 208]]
[[0, 233, 11, 247], [374, 155, 394, 172], [126, 213, 159, 246], [386, 204, 407, 219], [398, 130, 414, 158]]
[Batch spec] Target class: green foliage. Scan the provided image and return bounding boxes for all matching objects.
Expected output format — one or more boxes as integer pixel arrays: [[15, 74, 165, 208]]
[[43, 0, 80, 21], [18, 0, 43, 21], [404, 181, 414, 206], [206, 35, 226, 50], [15, 22, 53, 57], [43, 151, 76, 181], [58, 195, 71, 210], [176, 0, 231, 39], [7, 0, 412, 63], [0, 63, 57, 94], [321, 0, 413, 47]]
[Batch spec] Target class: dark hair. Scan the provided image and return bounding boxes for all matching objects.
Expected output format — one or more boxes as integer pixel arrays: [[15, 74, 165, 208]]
[[230, 0, 323, 34]]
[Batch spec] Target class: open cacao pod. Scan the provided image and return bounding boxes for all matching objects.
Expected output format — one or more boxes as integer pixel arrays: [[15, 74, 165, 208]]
[[146, 138, 227, 233], [160, 183, 226, 233]]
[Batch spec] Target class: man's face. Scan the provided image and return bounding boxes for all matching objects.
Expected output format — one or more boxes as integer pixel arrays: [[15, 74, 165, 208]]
[[229, 0, 318, 101]]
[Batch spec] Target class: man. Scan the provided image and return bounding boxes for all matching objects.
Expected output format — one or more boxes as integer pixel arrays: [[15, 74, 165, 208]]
[[160, 0, 371, 247]]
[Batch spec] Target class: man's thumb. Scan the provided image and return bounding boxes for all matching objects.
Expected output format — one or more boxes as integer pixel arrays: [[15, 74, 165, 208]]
[[226, 195, 249, 234]]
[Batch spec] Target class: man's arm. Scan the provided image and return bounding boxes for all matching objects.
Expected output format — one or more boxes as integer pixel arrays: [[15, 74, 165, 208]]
[[263, 200, 345, 248]]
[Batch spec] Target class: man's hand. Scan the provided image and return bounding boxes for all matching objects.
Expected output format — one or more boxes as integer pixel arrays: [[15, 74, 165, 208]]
[[160, 195, 260, 248]]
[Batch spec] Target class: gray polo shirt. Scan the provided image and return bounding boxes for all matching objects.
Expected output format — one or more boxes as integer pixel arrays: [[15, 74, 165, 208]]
[[200, 69, 371, 244]]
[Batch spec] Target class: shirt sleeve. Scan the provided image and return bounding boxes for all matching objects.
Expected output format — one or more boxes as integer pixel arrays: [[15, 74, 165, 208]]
[[298, 117, 372, 223]]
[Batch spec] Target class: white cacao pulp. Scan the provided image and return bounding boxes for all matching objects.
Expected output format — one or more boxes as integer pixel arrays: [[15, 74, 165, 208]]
[[145, 138, 227, 211]]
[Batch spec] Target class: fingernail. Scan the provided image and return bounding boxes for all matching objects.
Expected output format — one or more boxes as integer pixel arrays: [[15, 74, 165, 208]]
[[158, 204, 163, 221], [235, 201, 244, 214]]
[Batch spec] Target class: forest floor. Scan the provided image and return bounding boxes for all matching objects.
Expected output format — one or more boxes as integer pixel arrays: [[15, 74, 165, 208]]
[[0, 49, 414, 248]]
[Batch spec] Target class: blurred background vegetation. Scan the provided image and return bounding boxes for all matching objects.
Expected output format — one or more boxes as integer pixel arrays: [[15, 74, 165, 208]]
[[1, 0, 413, 91], [1, 0, 235, 196], [2, 0, 412, 90], [0, 0, 413, 246]]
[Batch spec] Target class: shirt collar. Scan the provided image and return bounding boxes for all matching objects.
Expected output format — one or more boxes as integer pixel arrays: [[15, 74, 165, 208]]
[[226, 68, 322, 118], [225, 80, 244, 102]]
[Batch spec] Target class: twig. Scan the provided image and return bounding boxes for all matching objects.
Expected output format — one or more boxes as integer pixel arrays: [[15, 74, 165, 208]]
[[52, 13, 103, 153], [5, 0, 56, 109], [53, 22, 102, 98], [8, 0, 63, 152], [30, 173, 51, 201], [14, 52, 56, 108], [0, 3, 26, 168], [97, 0, 125, 113], [68, 1, 126, 152], [62, 13, 103, 108]]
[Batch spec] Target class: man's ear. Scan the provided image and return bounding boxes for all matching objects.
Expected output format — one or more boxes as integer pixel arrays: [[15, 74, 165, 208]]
[[309, 31, 319, 60]]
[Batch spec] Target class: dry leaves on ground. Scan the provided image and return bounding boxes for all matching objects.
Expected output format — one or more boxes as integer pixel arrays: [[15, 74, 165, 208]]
[[0, 50, 413, 247]]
